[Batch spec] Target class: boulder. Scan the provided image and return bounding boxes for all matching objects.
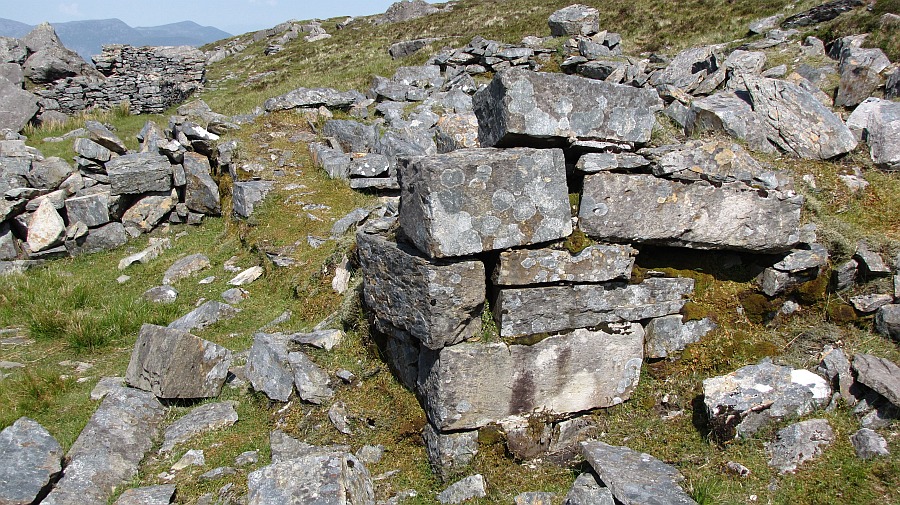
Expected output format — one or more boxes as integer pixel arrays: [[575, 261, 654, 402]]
[[160, 401, 239, 453], [0, 417, 63, 505], [27, 157, 73, 190], [65, 222, 127, 255], [437, 475, 486, 505], [291, 329, 344, 351], [232, 180, 274, 218], [84, 121, 127, 154], [564, 472, 614, 505], [121, 193, 176, 234], [168, 300, 239, 333], [162, 253, 210, 284], [548, 4, 600, 37], [852, 353, 900, 407], [0, 79, 38, 133], [322, 120, 377, 153], [65, 193, 110, 228], [742, 76, 857, 159], [377, 0, 440, 24], [106, 153, 172, 195], [143, 285, 178, 304], [264, 87, 363, 111], [766, 419, 834, 473], [182, 152, 221, 215], [835, 47, 890, 108], [875, 305, 900, 340], [112, 485, 176, 505], [687, 91, 777, 154], [581, 441, 697, 505], [41, 388, 166, 505], [357, 230, 485, 349], [474, 69, 662, 148], [73, 138, 113, 162], [247, 450, 375, 505], [228, 265, 263, 286], [495, 278, 693, 337], [644, 315, 717, 359], [125, 323, 233, 399], [650, 45, 721, 93], [26, 199, 65, 253], [579, 174, 802, 253], [22, 43, 94, 84], [245, 333, 295, 402], [703, 359, 831, 439], [493, 244, 636, 285], [399, 147, 572, 258], [423, 423, 478, 481], [645, 140, 786, 190], [850, 428, 890, 459], [782, 0, 865, 28], [288, 351, 334, 404], [420, 324, 644, 430]]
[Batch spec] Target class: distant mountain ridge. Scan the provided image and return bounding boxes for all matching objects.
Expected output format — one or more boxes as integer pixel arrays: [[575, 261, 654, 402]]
[[0, 17, 231, 62]]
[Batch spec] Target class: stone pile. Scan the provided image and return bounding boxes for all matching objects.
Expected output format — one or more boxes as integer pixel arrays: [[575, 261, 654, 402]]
[[0, 101, 228, 263]]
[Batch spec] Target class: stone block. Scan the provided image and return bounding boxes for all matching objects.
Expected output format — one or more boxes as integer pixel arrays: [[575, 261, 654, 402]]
[[493, 244, 636, 285], [106, 153, 172, 196]]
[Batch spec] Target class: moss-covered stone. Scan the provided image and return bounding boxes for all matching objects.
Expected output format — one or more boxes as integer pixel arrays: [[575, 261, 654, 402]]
[[827, 302, 858, 323], [739, 292, 780, 325]]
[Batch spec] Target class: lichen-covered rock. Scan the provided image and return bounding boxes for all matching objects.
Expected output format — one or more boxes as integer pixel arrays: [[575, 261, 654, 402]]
[[579, 173, 802, 253], [168, 300, 239, 333], [645, 140, 786, 190], [106, 152, 172, 195], [644, 315, 716, 359], [42, 387, 166, 505], [247, 450, 375, 505], [263, 87, 363, 111], [581, 441, 697, 505], [766, 419, 834, 473], [434, 113, 480, 153], [357, 230, 485, 349], [125, 323, 233, 399], [423, 423, 478, 482], [474, 69, 662, 148], [0, 417, 63, 505], [420, 324, 644, 430], [548, 4, 600, 37], [687, 91, 777, 154], [496, 277, 694, 337], [650, 45, 721, 94], [399, 147, 571, 258], [65, 193, 110, 228], [112, 485, 176, 505], [850, 428, 890, 459], [160, 401, 239, 453], [493, 244, 636, 285], [703, 359, 831, 439]]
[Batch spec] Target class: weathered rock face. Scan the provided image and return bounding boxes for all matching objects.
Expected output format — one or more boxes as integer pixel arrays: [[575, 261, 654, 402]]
[[65, 193, 109, 228], [420, 324, 644, 431], [852, 353, 900, 407], [493, 244, 636, 285], [473, 69, 662, 148], [182, 152, 221, 215], [548, 4, 600, 37], [0, 78, 38, 133], [26, 198, 65, 252], [0, 417, 63, 505], [106, 153, 172, 196], [860, 99, 899, 170], [245, 332, 295, 402], [264, 87, 363, 111], [247, 450, 375, 505], [323, 120, 377, 153], [357, 230, 485, 349], [65, 222, 128, 256], [399, 147, 572, 258], [168, 300, 239, 333], [766, 419, 834, 473], [125, 323, 233, 399], [703, 359, 831, 439], [232, 180, 274, 218], [495, 277, 694, 337], [742, 76, 857, 160], [645, 140, 786, 190], [160, 401, 239, 453], [650, 45, 721, 94], [581, 441, 697, 505], [423, 423, 478, 481], [579, 173, 803, 253], [687, 91, 777, 154], [644, 315, 716, 359], [42, 387, 166, 505]]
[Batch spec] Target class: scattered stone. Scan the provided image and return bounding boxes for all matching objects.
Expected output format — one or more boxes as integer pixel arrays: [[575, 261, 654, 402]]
[[766, 419, 834, 473], [336, 369, 355, 383], [389, 38, 441, 59], [199, 466, 237, 481], [168, 300, 239, 333], [687, 91, 776, 153], [817, 346, 855, 405], [548, 4, 599, 37], [288, 351, 333, 404], [875, 305, 900, 340], [198, 275, 215, 284], [332, 256, 351, 294], [90, 376, 125, 401], [221, 287, 250, 305], [0, 417, 63, 505], [644, 315, 716, 359], [228, 265, 263, 286], [357, 231, 485, 349], [423, 423, 478, 481], [855, 241, 891, 276], [65, 222, 128, 256], [118, 237, 171, 270], [703, 359, 831, 438], [264, 87, 363, 112], [171, 449, 205, 471], [331, 208, 371, 237], [850, 428, 889, 459], [143, 285, 178, 304], [112, 485, 176, 505], [126, 323, 233, 399], [329, 401, 353, 435], [850, 294, 893, 313], [437, 474, 486, 505], [162, 253, 211, 284], [474, 69, 661, 148], [356, 445, 385, 466], [852, 353, 900, 407], [579, 173, 802, 253], [725, 461, 752, 478], [247, 449, 374, 505], [493, 244, 636, 285], [581, 441, 697, 505], [833, 259, 858, 291], [235, 450, 259, 467], [161, 401, 239, 453], [245, 333, 294, 402], [514, 492, 555, 505], [291, 329, 344, 351], [377, 0, 440, 24], [232, 180, 274, 218], [26, 199, 65, 252], [42, 388, 166, 505]]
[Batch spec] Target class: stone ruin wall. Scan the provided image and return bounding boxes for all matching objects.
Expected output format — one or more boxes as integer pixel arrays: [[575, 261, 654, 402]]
[[37, 45, 206, 115]]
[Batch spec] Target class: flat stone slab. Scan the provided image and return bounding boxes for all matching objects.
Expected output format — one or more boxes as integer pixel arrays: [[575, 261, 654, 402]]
[[162, 253, 210, 284], [357, 230, 485, 349], [646, 140, 786, 190], [168, 300, 239, 333], [493, 244, 636, 285], [126, 323, 233, 399], [579, 173, 803, 253], [437, 474, 486, 505], [495, 277, 694, 337], [42, 388, 166, 505], [581, 441, 697, 505], [247, 450, 375, 505], [399, 147, 571, 258], [106, 153, 172, 196], [474, 69, 661, 148], [852, 353, 900, 407], [420, 324, 644, 431], [0, 417, 63, 505], [703, 359, 831, 439], [766, 419, 834, 473], [246, 332, 295, 402], [160, 401, 239, 453], [113, 485, 176, 505], [263, 87, 363, 112]]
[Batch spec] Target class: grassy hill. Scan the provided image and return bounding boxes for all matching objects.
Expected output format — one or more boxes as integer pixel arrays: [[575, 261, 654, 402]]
[[2, 1, 899, 503]]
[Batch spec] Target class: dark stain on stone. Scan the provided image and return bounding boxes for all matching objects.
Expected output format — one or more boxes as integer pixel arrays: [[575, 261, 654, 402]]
[[510, 369, 536, 415]]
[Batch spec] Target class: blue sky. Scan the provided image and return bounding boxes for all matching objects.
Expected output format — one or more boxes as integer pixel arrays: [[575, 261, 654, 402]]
[[3, 0, 430, 35]]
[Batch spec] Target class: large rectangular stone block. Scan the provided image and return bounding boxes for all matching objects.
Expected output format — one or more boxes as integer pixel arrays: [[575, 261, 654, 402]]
[[357, 230, 485, 350], [579, 173, 802, 253], [495, 277, 694, 337], [106, 152, 172, 196], [473, 69, 662, 148], [399, 147, 572, 258], [420, 324, 644, 431], [493, 244, 636, 286]]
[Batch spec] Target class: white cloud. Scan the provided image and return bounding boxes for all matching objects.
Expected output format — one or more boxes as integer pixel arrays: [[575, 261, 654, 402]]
[[57, 2, 82, 17]]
